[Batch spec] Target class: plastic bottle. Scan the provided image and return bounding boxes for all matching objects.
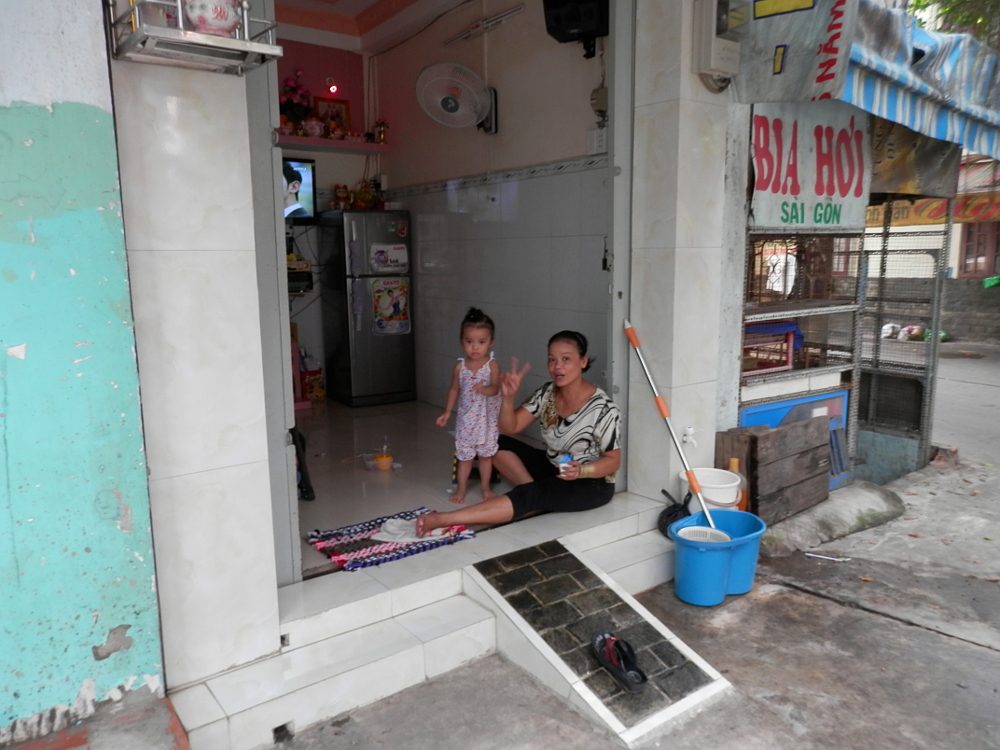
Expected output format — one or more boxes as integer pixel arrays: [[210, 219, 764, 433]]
[[728, 457, 749, 513]]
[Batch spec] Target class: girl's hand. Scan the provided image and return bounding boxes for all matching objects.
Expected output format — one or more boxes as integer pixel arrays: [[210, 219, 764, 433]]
[[436, 413, 450, 427], [501, 357, 531, 399]]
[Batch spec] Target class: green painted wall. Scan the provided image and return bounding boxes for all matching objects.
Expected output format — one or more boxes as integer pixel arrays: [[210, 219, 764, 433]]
[[1, 101, 162, 727]]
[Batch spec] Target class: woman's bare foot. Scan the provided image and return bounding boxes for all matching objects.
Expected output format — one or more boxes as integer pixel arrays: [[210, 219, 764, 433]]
[[416, 512, 445, 537], [450, 488, 467, 505]]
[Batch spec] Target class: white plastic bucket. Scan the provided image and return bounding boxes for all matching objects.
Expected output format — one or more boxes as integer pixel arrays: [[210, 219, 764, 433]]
[[679, 468, 741, 514]]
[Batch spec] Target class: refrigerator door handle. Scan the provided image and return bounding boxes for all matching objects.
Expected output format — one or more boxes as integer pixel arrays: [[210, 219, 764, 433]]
[[351, 279, 364, 332]]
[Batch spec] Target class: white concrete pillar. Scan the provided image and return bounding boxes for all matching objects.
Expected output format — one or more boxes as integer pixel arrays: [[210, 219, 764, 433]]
[[111, 62, 280, 688], [627, 0, 730, 500]]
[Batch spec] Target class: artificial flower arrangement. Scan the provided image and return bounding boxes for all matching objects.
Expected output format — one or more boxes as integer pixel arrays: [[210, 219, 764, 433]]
[[279, 70, 314, 131]]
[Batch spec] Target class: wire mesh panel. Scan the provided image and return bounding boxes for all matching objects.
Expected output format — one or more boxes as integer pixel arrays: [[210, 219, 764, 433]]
[[798, 310, 855, 368], [741, 330, 794, 377], [743, 235, 861, 379], [745, 235, 862, 310], [858, 202, 950, 458], [857, 372, 923, 432]]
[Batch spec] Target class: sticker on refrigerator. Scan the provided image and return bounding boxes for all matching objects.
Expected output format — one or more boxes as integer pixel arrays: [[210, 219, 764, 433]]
[[370, 243, 408, 272], [372, 278, 410, 335], [396, 221, 409, 238]]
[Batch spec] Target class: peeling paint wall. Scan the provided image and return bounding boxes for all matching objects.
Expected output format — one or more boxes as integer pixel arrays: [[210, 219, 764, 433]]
[[0, 3, 163, 742]]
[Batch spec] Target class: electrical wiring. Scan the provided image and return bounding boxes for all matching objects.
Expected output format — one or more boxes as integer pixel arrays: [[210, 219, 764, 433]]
[[372, 0, 477, 58]]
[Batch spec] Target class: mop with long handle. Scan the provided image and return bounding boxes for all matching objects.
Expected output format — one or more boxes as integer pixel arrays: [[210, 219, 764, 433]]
[[624, 319, 725, 533]]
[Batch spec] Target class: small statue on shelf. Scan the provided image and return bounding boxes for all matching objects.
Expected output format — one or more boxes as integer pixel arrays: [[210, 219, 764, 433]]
[[374, 118, 388, 144], [333, 184, 350, 210]]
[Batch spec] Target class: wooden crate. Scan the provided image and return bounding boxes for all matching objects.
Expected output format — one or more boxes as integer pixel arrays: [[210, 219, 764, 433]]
[[715, 416, 831, 525]]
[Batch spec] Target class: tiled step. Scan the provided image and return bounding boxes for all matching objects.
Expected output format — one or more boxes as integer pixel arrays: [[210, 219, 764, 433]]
[[585, 530, 675, 595], [276, 567, 465, 651], [171, 595, 494, 750], [463, 540, 730, 748]]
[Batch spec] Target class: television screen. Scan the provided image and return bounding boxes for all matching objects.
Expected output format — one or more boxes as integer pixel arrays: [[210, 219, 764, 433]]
[[282, 158, 317, 224]]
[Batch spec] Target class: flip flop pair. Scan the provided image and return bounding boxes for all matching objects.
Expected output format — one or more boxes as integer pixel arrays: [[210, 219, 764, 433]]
[[592, 630, 648, 694]]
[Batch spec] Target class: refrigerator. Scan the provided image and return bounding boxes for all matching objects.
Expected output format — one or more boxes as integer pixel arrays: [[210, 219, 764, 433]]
[[318, 210, 416, 407]]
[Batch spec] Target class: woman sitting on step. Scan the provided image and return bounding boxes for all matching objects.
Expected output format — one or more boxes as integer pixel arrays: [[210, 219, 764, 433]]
[[419, 330, 621, 536]]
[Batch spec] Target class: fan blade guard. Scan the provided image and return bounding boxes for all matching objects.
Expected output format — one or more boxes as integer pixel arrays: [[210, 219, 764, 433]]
[[415, 63, 493, 129]]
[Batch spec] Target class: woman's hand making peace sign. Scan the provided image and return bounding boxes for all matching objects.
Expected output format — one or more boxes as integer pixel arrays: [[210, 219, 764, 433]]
[[501, 357, 531, 399]]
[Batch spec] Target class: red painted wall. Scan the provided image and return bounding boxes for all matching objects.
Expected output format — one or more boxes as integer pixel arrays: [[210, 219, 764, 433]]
[[277, 40, 366, 133]]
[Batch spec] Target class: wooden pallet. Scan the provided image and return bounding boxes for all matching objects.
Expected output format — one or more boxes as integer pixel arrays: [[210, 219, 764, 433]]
[[714, 416, 831, 525]]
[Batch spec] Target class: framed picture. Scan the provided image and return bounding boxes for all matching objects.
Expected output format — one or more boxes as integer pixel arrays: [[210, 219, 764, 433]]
[[314, 98, 351, 132]]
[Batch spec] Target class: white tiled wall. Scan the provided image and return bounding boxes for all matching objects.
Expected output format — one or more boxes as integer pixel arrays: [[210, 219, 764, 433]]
[[400, 165, 612, 418]]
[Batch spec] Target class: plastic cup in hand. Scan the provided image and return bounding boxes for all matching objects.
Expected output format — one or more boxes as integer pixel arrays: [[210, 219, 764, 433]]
[[558, 453, 573, 475]]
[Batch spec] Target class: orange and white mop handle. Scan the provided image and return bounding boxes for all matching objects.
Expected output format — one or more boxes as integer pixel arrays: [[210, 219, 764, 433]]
[[624, 319, 717, 528]]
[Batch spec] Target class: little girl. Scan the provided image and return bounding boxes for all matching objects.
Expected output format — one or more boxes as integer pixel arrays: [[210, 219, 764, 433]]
[[436, 308, 501, 504]]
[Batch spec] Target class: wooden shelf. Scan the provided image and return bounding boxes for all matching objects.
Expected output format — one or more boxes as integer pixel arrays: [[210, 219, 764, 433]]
[[277, 135, 389, 155]]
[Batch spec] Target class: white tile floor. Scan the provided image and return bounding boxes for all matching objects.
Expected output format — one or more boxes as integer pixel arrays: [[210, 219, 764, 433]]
[[295, 399, 518, 576]]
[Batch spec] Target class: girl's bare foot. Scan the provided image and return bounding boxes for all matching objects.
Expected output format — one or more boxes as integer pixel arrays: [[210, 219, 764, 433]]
[[481, 487, 496, 501], [450, 489, 466, 505]]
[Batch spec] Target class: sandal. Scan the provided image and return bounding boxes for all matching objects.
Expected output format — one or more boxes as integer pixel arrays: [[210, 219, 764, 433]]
[[592, 630, 648, 694]]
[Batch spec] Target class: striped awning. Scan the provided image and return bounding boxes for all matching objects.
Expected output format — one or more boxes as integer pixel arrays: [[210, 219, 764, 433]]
[[733, 0, 1000, 161], [844, 2, 1000, 161]]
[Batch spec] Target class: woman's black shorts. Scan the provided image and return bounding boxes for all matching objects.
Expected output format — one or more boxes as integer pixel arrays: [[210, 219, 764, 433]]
[[498, 435, 615, 520]]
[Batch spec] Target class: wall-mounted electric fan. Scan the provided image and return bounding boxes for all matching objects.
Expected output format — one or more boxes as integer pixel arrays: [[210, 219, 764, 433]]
[[415, 63, 498, 134]]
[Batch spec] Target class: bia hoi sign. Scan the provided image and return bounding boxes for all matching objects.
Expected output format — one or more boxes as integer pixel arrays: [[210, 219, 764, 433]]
[[750, 100, 871, 232]]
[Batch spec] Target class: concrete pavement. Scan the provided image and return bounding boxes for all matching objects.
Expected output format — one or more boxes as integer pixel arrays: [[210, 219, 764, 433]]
[[10, 345, 999, 749], [933, 341, 1000, 464]]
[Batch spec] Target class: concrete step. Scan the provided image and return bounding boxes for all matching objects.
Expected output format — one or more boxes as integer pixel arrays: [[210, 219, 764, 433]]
[[171, 595, 494, 750], [586, 530, 675, 595]]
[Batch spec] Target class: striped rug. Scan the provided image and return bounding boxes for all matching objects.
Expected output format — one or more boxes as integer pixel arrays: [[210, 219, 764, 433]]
[[307, 508, 474, 571]]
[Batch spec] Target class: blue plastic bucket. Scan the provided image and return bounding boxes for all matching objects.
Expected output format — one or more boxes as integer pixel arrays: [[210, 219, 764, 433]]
[[668, 510, 767, 606]]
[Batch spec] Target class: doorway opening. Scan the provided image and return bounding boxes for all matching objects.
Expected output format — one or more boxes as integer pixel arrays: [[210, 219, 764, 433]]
[[284, 162, 617, 580]]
